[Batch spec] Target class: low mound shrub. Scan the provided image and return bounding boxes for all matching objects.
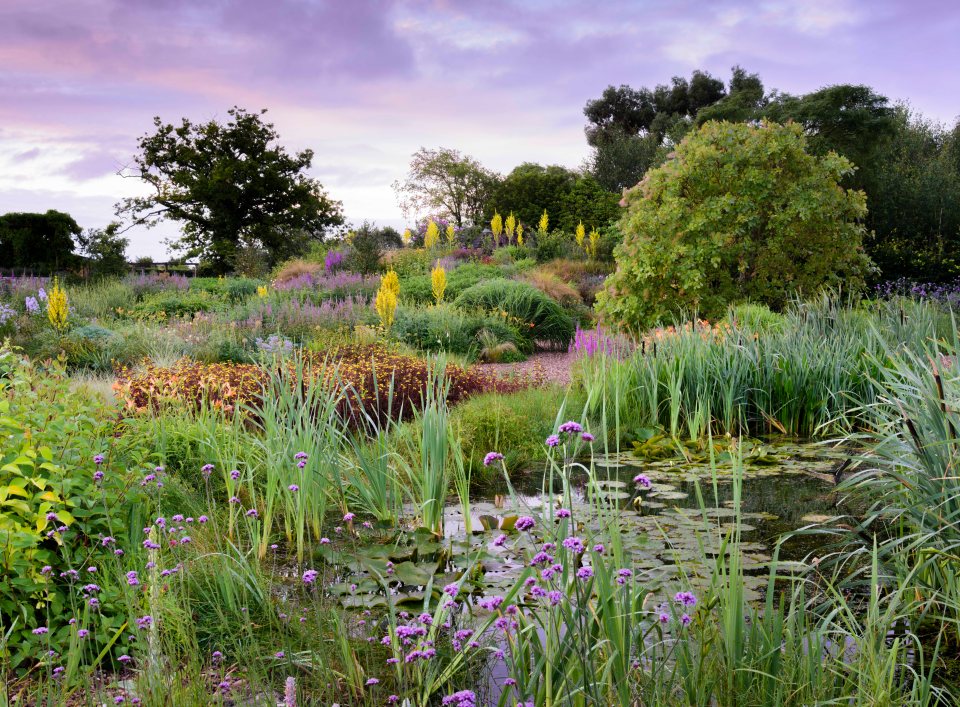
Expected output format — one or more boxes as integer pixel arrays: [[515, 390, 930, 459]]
[[114, 345, 536, 423], [454, 279, 575, 350], [392, 304, 526, 358], [399, 263, 504, 305], [128, 289, 225, 319]]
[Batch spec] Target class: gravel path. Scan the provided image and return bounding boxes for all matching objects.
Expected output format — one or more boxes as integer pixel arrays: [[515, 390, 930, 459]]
[[479, 351, 576, 387]]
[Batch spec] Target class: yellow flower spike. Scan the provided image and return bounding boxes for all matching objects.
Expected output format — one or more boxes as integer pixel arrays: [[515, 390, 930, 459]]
[[381, 269, 400, 299], [588, 229, 600, 259], [425, 219, 440, 249], [375, 284, 397, 331], [402, 228, 412, 246], [445, 223, 456, 243], [575, 221, 585, 249], [505, 212, 516, 244], [256, 285, 268, 298], [490, 212, 503, 247], [516, 223, 524, 246], [47, 277, 69, 334], [431, 262, 447, 305], [538, 210, 549, 234]]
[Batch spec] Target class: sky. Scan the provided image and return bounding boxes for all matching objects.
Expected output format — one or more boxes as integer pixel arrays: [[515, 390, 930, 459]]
[[1, 0, 958, 259]]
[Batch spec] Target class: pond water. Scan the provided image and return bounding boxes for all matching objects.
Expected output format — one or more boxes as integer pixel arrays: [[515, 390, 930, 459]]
[[323, 442, 848, 609]]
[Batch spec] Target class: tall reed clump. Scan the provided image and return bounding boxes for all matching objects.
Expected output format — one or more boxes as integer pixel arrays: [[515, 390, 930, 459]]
[[249, 355, 350, 561], [409, 357, 452, 537], [577, 294, 952, 443], [840, 316, 960, 643]]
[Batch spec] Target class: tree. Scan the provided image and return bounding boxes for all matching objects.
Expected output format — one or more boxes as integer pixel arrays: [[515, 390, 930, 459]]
[[77, 222, 129, 277], [597, 121, 873, 330], [116, 107, 344, 274], [584, 69, 729, 147], [346, 222, 403, 275], [586, 130, 667, 193], [694, 67, 766, 124], [557, 175, 621, 233], [392, 148, 498, 227], [865, 108, 960, 281], [764, 85, 895, 191], [0, 210, 81, 271], [486, 163, 578, 228], [584, 67, 752, 192]]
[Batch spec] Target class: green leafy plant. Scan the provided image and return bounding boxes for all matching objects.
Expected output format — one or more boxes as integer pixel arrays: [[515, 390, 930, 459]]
[[597, 120, 874, 330]]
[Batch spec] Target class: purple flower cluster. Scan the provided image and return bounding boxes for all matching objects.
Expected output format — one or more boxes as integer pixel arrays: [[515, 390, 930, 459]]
[[324, 250, 344, 272], [483, 451, 504, 467], [876, 277, 960, 307], [570, 323, 634, 359], [441, 690, 477, 707]]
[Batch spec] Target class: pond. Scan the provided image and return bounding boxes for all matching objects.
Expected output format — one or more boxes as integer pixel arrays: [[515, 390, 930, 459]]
[[320, 441, 848, 610]]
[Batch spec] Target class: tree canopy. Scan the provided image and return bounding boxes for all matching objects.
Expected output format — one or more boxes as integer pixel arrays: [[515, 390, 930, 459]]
[[597, 121, 873, 329], [485, 163, 619, 233], [392, 147, 498, 227], [0, 210, 82, 271], [116, 107, 343, 273]]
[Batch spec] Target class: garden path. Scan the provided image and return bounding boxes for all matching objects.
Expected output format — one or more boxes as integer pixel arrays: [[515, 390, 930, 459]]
[[480, 350, 575, 387]]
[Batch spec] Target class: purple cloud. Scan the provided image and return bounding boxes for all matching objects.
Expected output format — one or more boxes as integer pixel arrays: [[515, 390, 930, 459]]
[[0, 0, 957, 258]]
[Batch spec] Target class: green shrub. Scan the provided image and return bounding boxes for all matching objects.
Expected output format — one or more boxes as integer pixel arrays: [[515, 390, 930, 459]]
[[0, 350, 151, 670], [728, 302, 786, 333], [533, 229, 579, 262], [400, 263, 503, 305], [384, 247, 435, 278], [131, 290, 226, 318], [597, 120, 873, 330], [454, 279, 575, 350], [392, 304, 525, 358], [190, 277, 261, 301]]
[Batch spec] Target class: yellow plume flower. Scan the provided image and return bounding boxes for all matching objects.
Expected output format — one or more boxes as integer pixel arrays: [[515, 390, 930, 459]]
[[46, 277, 69, 334], [431, 262, 447, 304], [256, 285, 269, 298], [505, 212, 516, 243], [402, 228, 412, 245], [516, 223, 524, 246], [425, 219, 440, 249], [588, 229, 600, 259], [491, 212, 503, 246], [575, 221, 586, 249], [445, 223, 456, 243], [538, 210, 549, 234], [381, 269, 400, 299], [375, 284, 397, 331]]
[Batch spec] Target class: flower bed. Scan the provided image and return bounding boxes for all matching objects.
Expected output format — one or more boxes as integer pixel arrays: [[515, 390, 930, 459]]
[[114, 345, 537, 421]]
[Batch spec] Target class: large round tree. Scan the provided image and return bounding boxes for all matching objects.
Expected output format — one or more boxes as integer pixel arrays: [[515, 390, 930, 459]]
[[117, 107, 343, 273], [597, 120, 873, 329]]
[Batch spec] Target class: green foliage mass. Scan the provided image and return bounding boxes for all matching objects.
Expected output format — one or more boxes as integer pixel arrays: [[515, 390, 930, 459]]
[[486, 164, 620, 233], [115, 107, 344, 274], [0, 210, 82, 271], [0, 350, 149, 669], [399, 263, 503, 304], [597, 121, 873, 329], [392, 303, 526, 358], [454, 278, 575, 349]]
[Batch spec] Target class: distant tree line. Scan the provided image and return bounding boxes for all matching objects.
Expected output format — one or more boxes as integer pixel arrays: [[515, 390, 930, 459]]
[[6, 76, 957, 283], [582, 67, 960, 282]]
